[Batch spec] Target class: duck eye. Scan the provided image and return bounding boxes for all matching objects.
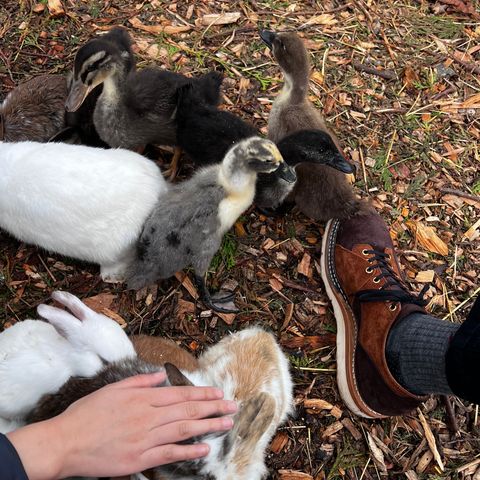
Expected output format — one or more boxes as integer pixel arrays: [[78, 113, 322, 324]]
[[86, 64, 96, 73]]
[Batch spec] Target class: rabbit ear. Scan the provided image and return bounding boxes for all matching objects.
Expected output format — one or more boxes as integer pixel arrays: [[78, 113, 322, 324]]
[[223, 393, 276, 457], [37, 303, 82, 339], [51, 290, 93, 321], [165, 363, 194, 387]]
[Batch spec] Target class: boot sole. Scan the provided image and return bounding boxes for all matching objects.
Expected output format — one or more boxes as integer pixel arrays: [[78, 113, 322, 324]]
[[321, 219, 385, 419]]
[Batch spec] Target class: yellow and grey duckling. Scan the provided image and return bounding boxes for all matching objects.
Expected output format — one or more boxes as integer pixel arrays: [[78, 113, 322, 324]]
[[126, 137, 286, 313], [260, 30, 370, 220], [66, 27, 223, 151], [0, 75, 67, 142]]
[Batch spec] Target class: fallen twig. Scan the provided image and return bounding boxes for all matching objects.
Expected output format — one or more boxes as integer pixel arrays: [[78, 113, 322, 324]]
[[351, 60, 397, 80], [440, 187, 480, 203], [441, 395, 459, 436]]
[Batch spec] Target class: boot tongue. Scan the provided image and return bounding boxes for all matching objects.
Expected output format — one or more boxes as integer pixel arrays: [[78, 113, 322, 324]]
[[336, 212, 393, 251]]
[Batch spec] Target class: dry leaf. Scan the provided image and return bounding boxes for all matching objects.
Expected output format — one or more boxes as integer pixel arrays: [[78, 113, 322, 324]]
[[304, 13, 338, 25], [47, 0, 65, 16], [83, 293, 117, 312], [102, 308, 127, 328], [366, 431, 388, 474], [297, 253, 311, 277], [418, 410, 444, 471], [408, 221, 449, 256], [129, 16, 191, 35], [201, 12, 241, 26], [463, 218, 480, 241], [416, 270, 435, 283]]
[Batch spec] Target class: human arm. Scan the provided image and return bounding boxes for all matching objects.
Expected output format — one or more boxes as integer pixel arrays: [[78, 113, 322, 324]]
[[6, 371, 236, 480]]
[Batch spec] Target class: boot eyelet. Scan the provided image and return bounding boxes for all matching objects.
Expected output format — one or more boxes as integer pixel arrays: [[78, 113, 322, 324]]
[[373, 277, 381, 283], [362, 249, 369, 256], [389, 303, 397, 311], [365, 267, 374, 274]]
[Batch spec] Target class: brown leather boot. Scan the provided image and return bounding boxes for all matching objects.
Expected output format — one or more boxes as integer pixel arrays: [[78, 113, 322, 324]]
[[320, 211, 429, 418]]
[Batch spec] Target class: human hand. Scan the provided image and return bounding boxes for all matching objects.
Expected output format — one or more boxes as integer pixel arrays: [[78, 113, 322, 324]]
[[8, 371, 237, 480]]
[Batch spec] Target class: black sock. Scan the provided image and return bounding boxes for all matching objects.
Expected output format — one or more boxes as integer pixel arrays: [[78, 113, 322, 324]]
[[386, 312, 459, 395]]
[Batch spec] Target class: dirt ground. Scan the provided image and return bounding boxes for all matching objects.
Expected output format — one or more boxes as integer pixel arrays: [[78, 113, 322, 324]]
[[1, 0, 480, 478]]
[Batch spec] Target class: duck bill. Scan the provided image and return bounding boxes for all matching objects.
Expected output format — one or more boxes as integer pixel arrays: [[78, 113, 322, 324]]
[[259, 30, 277, 50], [277, 162, 297, 183], [65, 80, 93, 112], [330, 154, 355, 174]]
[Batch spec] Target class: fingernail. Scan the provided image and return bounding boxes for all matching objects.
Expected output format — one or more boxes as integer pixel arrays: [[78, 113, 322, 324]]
[[213, 388, 224, 398], [221, 417, 234, 429], [225, 401, 238, 413], [197, 444, 210, 456]]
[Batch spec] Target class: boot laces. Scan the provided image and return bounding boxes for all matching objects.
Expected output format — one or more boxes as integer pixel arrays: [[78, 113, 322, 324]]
[[355, 248, 428, 306]]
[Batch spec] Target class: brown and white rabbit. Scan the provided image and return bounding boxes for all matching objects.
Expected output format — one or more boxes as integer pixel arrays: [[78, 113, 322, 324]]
[[28, 327, 294, 480]]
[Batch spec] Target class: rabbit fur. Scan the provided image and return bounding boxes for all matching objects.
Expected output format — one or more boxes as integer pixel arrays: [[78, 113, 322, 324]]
[[28, 324, 293, 480], [0, 141, 167, 281], [0, 291, 135, 433]]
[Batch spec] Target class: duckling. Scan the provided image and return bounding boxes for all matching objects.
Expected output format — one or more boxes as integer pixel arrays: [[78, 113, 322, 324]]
[[126, 137, 285, 313], [175, 84, 355, 214], [255, 129, 355, 213], [175, 82, 258, 165], [260, 30, 368, 220], [66, 27, 223, 151], [0, 75, 67, 142]]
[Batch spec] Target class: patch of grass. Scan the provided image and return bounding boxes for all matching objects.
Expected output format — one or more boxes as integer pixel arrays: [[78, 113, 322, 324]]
[[405, 173, 427, 198], [327, 442, 367, 479], [210, 233, 238, 271], [472, 180, 480, 194]]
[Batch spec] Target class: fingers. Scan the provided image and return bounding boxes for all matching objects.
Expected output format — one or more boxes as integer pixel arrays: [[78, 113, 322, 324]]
[[148, 386, 226, 406], [152, 399, 237, 427], [152, 415, 233, 445], [141, 442, 210, 468]]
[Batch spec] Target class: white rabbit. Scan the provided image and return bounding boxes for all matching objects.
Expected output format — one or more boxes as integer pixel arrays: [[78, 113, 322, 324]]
[[0, 141, 167, 281], [0, 291, 135, 432], [29, 326, 294, 480]]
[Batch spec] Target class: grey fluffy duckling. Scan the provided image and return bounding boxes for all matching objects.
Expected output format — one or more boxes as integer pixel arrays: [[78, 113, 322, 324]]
[[260, 30, 370, 220], [127, 137, 285, 313], [0, 75, 67, 142], [65, 28, 222, 151]]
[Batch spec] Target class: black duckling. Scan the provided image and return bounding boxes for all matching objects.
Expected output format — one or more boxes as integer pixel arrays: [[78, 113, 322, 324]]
[[126, 137, 286, 313], [260, 30, 370, 220], [65, 28, 223, 151], [175, 84, 356, 214], [0, 75, 67, 142], [255, 129, 355, 213]]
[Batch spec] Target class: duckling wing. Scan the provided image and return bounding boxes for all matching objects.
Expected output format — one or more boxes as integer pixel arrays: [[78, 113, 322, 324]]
[[127, 181, 225, 289], [125, 69, 190, 117]]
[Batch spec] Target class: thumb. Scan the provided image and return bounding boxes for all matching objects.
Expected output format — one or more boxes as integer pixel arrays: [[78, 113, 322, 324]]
[[111, 370, 167, 390]]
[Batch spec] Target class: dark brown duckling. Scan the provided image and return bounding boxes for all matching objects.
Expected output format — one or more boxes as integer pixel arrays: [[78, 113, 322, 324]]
[[260, 30, 371, 220], [0, 75, 67, 142]]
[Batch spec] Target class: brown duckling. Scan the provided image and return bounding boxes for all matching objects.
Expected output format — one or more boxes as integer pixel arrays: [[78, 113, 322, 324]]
[[260, 30, 370, 220], [0, 75, 67, 142]]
